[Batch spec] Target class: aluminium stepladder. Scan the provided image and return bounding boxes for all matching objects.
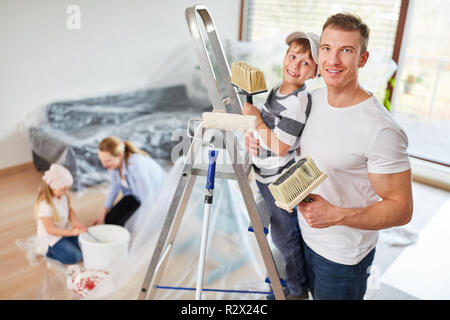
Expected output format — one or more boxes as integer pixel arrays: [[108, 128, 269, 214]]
[[138, 4, 285, 300]]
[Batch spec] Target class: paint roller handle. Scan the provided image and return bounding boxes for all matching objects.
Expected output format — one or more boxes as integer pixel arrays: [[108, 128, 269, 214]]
[[206, 150, 218, 190], [246, 94, 253, 104]]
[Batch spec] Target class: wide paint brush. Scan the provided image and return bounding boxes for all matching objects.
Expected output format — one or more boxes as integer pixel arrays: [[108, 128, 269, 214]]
[[268, 156, 328, 213], [231, 61, 267, 104]]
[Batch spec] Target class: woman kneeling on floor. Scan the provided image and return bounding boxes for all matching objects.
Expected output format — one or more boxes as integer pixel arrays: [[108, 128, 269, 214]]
[[92, 136, 167, 228]]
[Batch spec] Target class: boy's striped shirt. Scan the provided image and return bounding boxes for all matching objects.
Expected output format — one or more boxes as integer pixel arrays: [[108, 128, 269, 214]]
[[252, 84, 311, 183]]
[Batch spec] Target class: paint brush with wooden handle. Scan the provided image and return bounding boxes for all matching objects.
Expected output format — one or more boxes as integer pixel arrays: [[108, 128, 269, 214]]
[[269, 156, 328, 213], [231, 61, 268, 104]]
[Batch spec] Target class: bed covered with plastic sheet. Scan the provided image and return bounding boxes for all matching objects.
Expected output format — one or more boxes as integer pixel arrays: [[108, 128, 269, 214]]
[[23, 84, 211, 190]]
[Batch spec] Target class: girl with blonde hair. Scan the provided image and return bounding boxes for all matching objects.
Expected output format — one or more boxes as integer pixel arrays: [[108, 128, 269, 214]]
[[35, 164, 87, 264], [93, 136, 166, 228]]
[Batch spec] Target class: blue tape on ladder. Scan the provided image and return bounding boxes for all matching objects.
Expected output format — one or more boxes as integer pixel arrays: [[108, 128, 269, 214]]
[[206, 150, 218, 190], [248, 226, 269, 235], [265, 276, 287, 287], [155, 285, 272, 295]]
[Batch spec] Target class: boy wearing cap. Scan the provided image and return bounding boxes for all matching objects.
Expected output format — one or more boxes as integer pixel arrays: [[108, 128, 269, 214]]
[[243, 31, 319, 299]]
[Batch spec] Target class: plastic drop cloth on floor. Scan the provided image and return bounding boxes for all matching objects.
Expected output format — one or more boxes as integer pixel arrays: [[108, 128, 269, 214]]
[[378, 226, 419, 247], [17, 155, 286, 300], [89, 156, 285, 300]]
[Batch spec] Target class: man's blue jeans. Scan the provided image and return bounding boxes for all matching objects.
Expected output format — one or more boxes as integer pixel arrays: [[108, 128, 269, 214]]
[[302, 237, 376, 300], [46, 236, 82, 264], [256, 180, 307, 296]]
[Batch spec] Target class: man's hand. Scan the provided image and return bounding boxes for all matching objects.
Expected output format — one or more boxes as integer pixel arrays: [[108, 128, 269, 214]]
[[297, 194, 341, 228], [298, 170, 413, 230]]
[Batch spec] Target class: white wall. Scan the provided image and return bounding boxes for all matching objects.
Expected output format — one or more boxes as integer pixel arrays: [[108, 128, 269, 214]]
[[0, 0, 240, 169]]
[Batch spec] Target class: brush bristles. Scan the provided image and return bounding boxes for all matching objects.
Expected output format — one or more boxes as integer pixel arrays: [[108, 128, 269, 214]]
[[231, 62, 267, 94], [269, 157, 325, 206]]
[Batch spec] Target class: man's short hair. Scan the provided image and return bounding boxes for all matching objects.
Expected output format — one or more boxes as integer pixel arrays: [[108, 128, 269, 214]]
[[322, 13, 370, 53]]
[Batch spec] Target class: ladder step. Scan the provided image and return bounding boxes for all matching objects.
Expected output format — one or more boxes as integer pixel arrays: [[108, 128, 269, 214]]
[[265, 276, 287, 287]]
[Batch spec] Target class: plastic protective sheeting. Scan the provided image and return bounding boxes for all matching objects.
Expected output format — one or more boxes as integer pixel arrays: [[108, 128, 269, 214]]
[[378, 226, 419, 247], [17, 156, 285, 300], [88, 156, 282, 300]]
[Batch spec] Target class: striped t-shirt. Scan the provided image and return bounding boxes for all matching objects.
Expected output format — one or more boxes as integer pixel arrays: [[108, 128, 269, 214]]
[[252, 83, 311, 183]]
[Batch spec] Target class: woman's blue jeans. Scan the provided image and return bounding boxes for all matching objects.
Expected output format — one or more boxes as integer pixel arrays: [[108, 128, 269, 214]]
[[302, 236, 376, 300], [46, 236, 82, 264]]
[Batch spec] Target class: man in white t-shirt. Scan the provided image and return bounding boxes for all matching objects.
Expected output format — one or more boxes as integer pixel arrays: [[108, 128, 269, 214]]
[[295, 13, 413, 300], [246, 13, 413, 300]]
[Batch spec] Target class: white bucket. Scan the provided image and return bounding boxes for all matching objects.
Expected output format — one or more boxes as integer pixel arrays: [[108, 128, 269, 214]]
[[79, 225, 130, 271]]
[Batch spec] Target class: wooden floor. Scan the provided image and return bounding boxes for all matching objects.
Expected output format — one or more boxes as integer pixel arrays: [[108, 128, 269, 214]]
[[0, 165, 104, 299], [2, 163, 449, 300]]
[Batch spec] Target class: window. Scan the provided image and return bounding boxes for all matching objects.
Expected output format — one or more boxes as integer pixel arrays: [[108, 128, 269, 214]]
[[391, 0, 450, 166], [241, 0, 402, 102], [242, 0, 402, 57]]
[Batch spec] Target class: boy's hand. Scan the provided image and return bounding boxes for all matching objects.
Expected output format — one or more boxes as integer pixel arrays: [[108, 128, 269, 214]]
[[243, 102, 261, 118], [243, 102, 265, 129], [244, 131, 259, 157]]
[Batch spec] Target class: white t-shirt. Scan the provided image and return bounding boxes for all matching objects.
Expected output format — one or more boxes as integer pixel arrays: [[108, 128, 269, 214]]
[[299, 87, 411, 265], [36, 195, 70, 252]]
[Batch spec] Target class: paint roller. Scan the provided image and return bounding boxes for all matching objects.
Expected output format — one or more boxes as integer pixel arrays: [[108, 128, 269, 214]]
[[201, 112, 257, 131]]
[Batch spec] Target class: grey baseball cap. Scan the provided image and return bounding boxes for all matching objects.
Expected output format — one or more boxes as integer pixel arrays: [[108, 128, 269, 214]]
[[285, 31, 320, 66]]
